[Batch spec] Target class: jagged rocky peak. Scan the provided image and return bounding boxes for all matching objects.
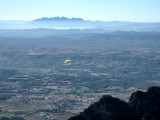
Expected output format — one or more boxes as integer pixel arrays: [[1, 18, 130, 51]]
[[69, 95, 138, 120], [69, 86, 160, 120], [129, 86, 160, 120], [33, 17, 84, 22]]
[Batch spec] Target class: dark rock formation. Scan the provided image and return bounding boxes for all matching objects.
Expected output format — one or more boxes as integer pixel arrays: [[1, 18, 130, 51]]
[[69, 86, 160, 120], [129, 86, 160, 120], [69, 95, 138, 120]]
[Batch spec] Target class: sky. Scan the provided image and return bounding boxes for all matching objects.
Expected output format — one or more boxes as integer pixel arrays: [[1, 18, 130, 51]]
[[0, 0, 160, 22]]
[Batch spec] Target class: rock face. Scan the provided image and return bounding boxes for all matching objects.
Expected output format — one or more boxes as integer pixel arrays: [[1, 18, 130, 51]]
[[129, 86, 160, 120], [69, 86, 160, 120], [69, 95, 138, 120]]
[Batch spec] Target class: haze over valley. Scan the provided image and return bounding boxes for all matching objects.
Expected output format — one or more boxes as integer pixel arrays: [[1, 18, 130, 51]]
[[0, 19, 160, 119], [1, 17, 160, 31], [1, 0, 160, 119]]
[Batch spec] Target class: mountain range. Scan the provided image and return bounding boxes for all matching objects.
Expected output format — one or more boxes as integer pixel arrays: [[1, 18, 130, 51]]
[[33, 17, 84, 22], [0, 17, 160, 31]]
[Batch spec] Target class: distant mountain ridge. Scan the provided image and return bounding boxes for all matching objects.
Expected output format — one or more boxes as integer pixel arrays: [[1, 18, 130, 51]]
[[0, 17, 160, 31], [33, 17, 84, 22]]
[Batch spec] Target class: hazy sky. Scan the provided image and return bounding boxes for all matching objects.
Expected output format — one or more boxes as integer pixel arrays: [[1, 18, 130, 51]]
[[0, 0, 160, 22]]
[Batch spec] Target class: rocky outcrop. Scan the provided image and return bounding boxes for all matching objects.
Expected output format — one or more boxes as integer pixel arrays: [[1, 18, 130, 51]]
[[129, 86, 160, 120], [69, 86, 160, 120], [69, 95, 138, 120]]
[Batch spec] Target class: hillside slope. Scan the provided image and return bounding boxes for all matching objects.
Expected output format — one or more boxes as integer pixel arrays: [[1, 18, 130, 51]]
[[69, 86, 160, 120]]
